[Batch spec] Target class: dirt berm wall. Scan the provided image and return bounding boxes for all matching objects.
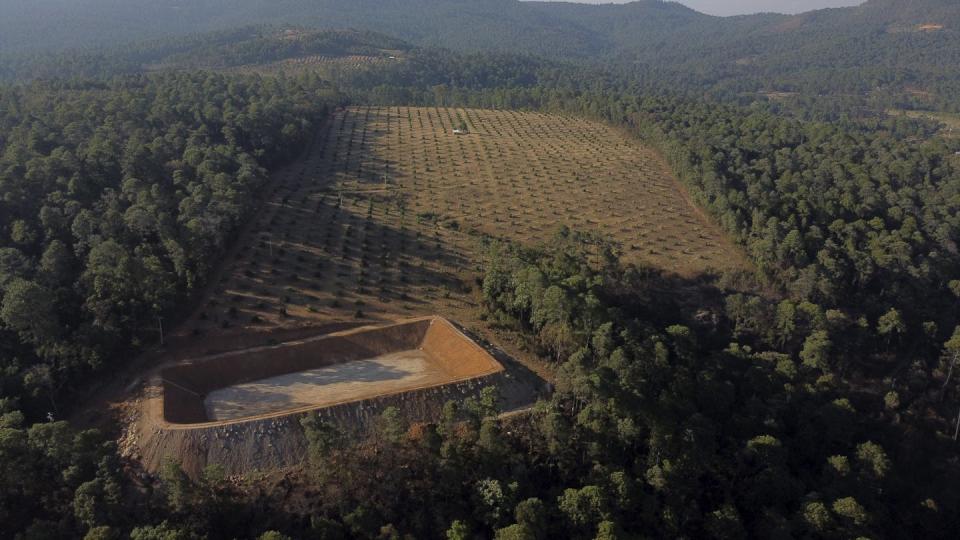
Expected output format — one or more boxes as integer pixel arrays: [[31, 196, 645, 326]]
[[131, 317, 544, 477]]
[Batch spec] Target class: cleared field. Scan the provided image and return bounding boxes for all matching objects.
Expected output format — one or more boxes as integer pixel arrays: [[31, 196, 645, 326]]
[[280, 54, 395, 67], [888, 109, 960, 137], [182, 106, 746, 334], [129, 107, 743, 474], [225, 54, 400, 76]]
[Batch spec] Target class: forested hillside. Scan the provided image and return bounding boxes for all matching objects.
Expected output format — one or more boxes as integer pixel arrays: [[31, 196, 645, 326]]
[[344, 49, 960, 350], [0, 74, 334, 420], [307, 41, 960, 539], [3, 0, 959, 110], [0, 27, 409, 83], [6, 0, 958, 57]]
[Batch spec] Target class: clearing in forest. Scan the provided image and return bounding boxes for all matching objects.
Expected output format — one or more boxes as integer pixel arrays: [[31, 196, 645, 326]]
[[888, 109, 960, 137], [180, 106, 745, 336], [224, 53, 402, 76]]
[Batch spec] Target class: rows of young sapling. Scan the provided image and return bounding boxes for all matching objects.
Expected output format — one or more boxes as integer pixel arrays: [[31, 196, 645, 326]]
[[228, 54, 394, 77], [190, 106, 744, 333], [336, 106, 744, 274], [281, 55, 389, 66], [190, 108, 472, 332]]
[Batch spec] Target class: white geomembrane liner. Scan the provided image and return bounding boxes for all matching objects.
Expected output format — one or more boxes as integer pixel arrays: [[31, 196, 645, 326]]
[[203, 350, 451, 421]]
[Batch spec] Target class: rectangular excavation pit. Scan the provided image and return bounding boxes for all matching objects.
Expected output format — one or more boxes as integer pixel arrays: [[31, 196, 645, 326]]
[[160, 317, 504, 425]]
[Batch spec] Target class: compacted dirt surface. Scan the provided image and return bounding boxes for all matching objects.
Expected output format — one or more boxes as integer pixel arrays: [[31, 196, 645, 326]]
[[204, 350, 448, 421]]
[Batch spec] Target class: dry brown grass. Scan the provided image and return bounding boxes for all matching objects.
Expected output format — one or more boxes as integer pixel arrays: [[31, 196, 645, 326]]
[[179, 106, 747, 338]]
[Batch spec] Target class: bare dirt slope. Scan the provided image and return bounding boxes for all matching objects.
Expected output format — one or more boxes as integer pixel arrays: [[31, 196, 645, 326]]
[[129, 317, 541, 477]]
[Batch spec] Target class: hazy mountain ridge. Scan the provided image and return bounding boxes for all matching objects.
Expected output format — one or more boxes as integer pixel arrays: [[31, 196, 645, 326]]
[[2, 0, 959, 108], [0, 26, 414, 82], [1, 0, 956, 56]]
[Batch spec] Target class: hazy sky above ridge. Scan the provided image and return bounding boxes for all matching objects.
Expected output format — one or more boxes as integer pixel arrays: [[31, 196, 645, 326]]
[[530, 1, 866, 17]]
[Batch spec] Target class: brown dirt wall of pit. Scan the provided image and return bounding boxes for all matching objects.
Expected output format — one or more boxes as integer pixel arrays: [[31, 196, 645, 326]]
[[159, 317, 502, 425], [161, 319, 431, 409], [131, 317, 542, 477], [138, 371, 536, 478]]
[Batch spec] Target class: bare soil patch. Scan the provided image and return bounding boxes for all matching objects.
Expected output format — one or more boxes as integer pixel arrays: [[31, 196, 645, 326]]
[[225, 54, 401, 76]]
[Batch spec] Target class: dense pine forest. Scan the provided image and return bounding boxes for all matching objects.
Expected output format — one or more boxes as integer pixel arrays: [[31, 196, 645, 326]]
[[0, 74, 338, 537], [2, 2, 960, 538]]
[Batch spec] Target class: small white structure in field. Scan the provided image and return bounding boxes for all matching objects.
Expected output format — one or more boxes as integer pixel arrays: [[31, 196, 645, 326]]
[[453, 129, 466, 135]]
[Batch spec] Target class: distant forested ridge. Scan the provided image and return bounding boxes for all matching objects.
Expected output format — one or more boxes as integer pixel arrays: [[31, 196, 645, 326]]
[[2, 0, 960, 109], [0, 27, 410, 83]]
